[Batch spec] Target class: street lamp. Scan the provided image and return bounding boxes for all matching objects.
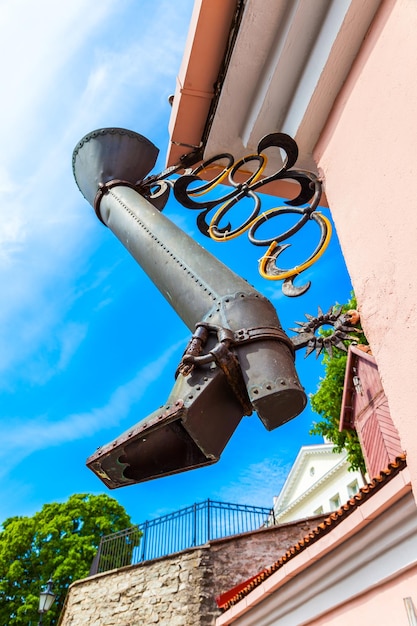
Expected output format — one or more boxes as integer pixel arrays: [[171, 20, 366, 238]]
[[38, 578, 55, 625]]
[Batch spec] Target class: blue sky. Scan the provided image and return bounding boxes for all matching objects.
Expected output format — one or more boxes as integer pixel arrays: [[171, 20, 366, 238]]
[[0, 0, 352, 527]]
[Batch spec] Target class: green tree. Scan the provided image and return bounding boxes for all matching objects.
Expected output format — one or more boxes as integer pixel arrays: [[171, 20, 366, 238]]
[[309, 295, 367, 474], [0, 493, 132, 625]]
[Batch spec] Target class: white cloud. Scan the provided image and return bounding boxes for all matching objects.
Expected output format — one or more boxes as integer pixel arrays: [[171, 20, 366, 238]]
[[0, 165, 18, 194], [0, 2, 121, 378], [0, 0, 193, 384], [0, 212, 26, 264], [0, 0, 201, 523], [0, 0, 118, 162], [0, 339, 184, 478], [216, 457, 291, 509], [56, 322, 88, 371]]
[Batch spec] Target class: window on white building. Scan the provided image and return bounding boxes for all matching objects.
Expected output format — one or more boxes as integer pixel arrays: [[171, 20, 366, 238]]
[[313, 506, 324, 515], [347, 480, 360, 497], [329, 494, 341, 511]]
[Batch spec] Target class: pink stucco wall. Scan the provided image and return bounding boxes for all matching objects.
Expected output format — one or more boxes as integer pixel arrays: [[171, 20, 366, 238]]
[[310, 564, 417, 626], [314, 0, 417, 501]]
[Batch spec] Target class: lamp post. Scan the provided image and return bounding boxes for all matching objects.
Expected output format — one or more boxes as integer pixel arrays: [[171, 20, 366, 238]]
[[38, 578, 55, 625]]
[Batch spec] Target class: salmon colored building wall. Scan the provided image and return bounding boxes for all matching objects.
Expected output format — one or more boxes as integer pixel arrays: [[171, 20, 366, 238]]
[[314, 0, 417, 501], [310, 564, 417, 626]]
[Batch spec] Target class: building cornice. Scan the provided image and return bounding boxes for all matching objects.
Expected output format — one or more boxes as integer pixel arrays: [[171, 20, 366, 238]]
[[274, 456, 351, 521], [273, 443, 344, 512], [167, 0, 382, 204]]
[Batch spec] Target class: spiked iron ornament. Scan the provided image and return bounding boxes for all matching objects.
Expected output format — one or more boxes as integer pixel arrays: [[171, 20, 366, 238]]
[[289, 307, 363, 358]]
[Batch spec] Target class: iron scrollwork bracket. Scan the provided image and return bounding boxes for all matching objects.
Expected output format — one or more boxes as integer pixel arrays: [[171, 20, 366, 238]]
[[142, 133, 330, 298]]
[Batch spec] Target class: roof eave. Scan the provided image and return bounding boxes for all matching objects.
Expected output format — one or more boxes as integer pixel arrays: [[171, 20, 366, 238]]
[[217, 456, 409, 624], [166, 0, 240, 168]]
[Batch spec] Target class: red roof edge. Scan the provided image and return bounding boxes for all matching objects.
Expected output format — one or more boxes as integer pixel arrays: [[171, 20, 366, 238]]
[[219, 454, 407, 611], [216, 572, 263, 609]]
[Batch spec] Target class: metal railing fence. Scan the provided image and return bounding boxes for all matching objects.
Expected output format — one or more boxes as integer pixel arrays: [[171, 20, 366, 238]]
[[91, 499, 274, 575]]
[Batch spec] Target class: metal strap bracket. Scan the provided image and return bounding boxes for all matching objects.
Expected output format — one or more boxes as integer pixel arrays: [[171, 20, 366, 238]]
[[177, 322, 295, 416]]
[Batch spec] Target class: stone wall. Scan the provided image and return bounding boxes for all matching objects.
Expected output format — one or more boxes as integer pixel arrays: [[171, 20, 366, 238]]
[[58, 516, 324, 626], [58, 549, 215, 626], [208, 516, 324, 598]]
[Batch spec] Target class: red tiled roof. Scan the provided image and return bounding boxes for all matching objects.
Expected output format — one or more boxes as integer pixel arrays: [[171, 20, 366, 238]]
[[217, 454, 407, 611]]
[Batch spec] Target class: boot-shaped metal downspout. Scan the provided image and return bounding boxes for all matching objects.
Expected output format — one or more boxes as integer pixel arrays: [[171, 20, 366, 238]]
[[73, 128, 306, 488]]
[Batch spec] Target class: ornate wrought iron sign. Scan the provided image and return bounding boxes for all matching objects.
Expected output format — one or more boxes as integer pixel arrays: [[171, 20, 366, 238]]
[[72, 127, 360, 489], [142, 132, 331, 297]]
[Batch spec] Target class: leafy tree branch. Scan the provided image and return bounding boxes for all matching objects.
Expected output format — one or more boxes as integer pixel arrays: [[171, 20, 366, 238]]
[[0, 493, 134, 625], [309, 295, 367, 474]]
